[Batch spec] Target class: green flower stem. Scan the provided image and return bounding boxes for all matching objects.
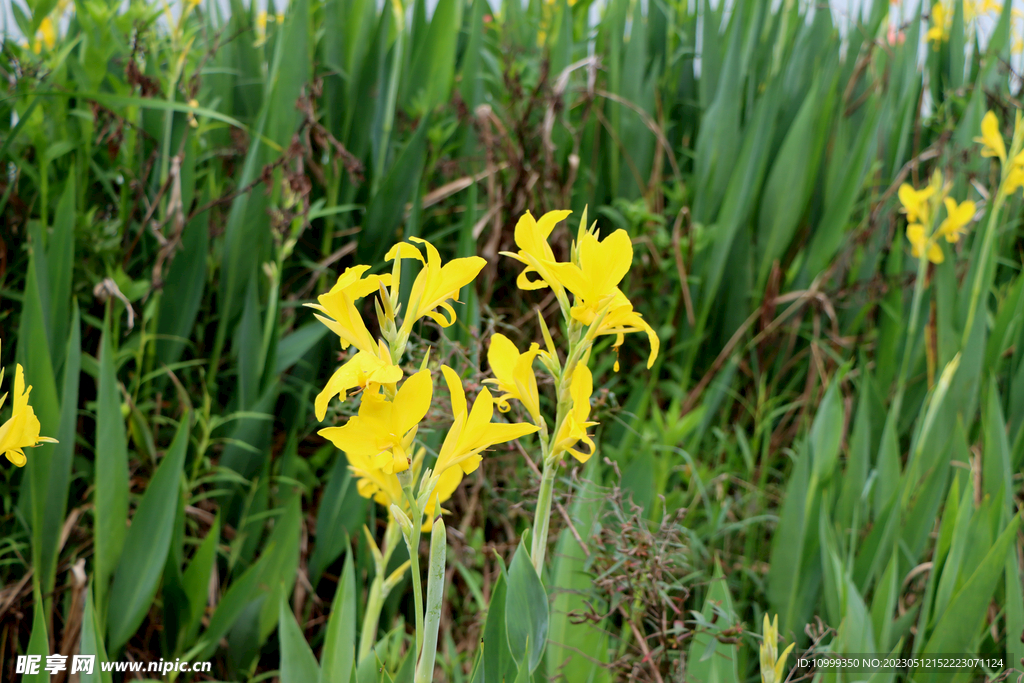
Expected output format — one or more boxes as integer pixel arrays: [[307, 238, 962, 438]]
[[414, 517, 447, 683], [358, 575, 385, 663], [891, 251, 931, 421], [530, 463, 557, 572], [960, 190, 1006, 349], [402, 485, 426, 660], [529, 319, 588, 573], [357, 517, 400, 662]]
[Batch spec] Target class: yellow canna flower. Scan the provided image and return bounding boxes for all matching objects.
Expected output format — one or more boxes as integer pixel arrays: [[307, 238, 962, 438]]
[[907, 223, 945, 263], [307, 265, 391, 356], [759, 614, 795, 683], [348, 446, 461, 531], [551, 365, 598, 463], [897, 183, 935, 224], [927, 2, 948, 46], [386, 237, 486, 334], [484, 333, 543, 423], [975, 110, 1007, 163], [937, 197, 976, 242], [434, 366, 538, 477], [0, 363, 59, 467], [318, 368, 432, 474], [501, 210, 573, 298], [544, 228, 633, 324], [315, 339, 404, 421], [539, 227, 659, 368]]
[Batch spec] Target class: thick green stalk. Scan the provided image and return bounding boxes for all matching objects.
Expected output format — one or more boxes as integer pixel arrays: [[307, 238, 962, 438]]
[[357, 517, 400, 662], [960, 191, 1005, 349], [414, 518, 446, 683], [402, 486, 426, 658], [891, 251, 931, 421], [358, 577, 385, 662], [530, 463, 557, 572]]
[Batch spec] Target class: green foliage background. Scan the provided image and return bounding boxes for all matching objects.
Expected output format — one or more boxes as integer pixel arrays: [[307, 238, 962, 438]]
[[2, 0, 1024, 680]]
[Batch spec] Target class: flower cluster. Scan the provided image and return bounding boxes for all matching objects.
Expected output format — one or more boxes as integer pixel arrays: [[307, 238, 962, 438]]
[[311, 237, 536, 528], [975, 110, 1024, 197], [495, 210, 659, 465], [898, 172, 975, 264], [0, 344, 58, 467]]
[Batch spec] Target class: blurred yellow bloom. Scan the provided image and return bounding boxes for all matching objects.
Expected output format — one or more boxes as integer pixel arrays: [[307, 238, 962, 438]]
[[348, 446, 461, 531], [0, 364, 58, 467], [484, 333, 542, 422], [434, 366, 538, 477], [386, 237, 486, 333], [1005, 165, 1024, 194], [307, 265, 391, 356], [927, 3, 948, 46], [759, 614, 795, 683], [975, 110, 1007, 163], [32, 17, 56, 53], [502, 210, 573, 297], [981, 0, 1001, 11], [907, 223, 945, 263], [551, 365, 597, 463], [897, 183, 935, 224], [937, 197, 976, 242], [254, 10, 268, 46], [315, 339, 403, 421], [318, 369, 432, 474]]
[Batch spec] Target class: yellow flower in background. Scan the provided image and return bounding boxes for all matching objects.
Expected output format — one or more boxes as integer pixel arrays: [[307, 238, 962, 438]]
[[897, 183, 935, 224], [927, 2, 948, 46], [551, 365, 598, 463], [319, 368, 432, 474], [758, 614, 795, 683], [32, 17, 56, 53], [484, 333, 543, 423], [975, 110, 1007, 163], [348, 446, 461, 531], [0, 363, 58, 467], [937, 197, 976, 242], [254, 10, 268, 46], [502, 210, 573, 297], [307, 265, 391, 356], [434, 366, 538, 477], [315, 339, 404, 421], [387, 237, 486, 333], [907, 223, 945, 263]]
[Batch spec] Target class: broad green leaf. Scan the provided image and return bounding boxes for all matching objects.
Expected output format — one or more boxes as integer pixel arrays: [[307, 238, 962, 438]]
[[321, 547, 358, 683], [181, 514, 221, 649], [505, 541, 549, 673], [94, 316, 130, 620], [279, 593, 321, 683], [107, 417, 191, 653], [80, 585, 113, 683], [922, 513, 1022, 657]]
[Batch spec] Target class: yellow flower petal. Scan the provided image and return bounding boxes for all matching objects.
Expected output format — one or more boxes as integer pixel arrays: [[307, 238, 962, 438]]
[[975, 110, 1007, 163], [484, 333, 542, 421], [0, 365, 56, 468]]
